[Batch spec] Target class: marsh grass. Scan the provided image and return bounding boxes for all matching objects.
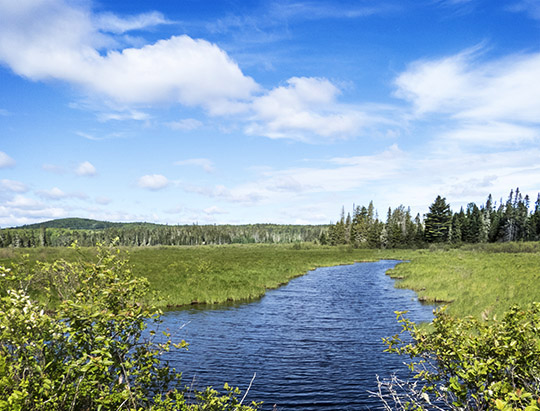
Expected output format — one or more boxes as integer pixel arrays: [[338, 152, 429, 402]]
[[387, 246, 540, 318], [127, 244, 408, 307], [0, 244, 407, 307], [2, 243, 539, 318]]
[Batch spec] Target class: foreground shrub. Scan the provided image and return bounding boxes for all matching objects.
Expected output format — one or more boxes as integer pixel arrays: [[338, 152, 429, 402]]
[[0, 243, 259, 411], [377, 305, 540, 410]]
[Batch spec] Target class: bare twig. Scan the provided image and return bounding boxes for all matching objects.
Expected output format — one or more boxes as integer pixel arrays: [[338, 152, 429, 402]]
[[239, 372, 256, 406]]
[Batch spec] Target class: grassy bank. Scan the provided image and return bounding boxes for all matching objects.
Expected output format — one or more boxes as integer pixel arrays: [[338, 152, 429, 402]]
[[1, 243, 540, 318], [387, 243, 540, 318], [0, 244, 407, 307]]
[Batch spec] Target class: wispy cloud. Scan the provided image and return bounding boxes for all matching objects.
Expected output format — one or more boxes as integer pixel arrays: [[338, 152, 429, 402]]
[[166, 118, 203, 131], [507, 0, 540, 20], [395, 46, 540, 147], [268, 1, 396, 21], [182, 145, 406, 205], [95, 11, 171, 34]]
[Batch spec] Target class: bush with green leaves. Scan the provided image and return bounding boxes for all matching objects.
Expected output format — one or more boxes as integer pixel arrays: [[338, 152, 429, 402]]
[[377, 305, 540, 410], [0, 243, 260, 411]]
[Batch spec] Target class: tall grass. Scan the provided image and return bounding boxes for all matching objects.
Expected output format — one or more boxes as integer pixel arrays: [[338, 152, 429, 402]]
[[2, 242, 539, 319], [0, 244, 407, 307], [127, 244, 408, 307], [387, 245, 540, 318]]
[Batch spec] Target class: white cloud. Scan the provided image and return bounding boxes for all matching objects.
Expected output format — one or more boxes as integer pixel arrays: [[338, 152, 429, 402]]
[[175, 158, 214, 173], [97, 110, 150, 122], [6, 195, 44, 210], [138, 174, 169, 190], [0, 0, 259, 114], [75, 161, 97, 176], [0, 194, 68, 227], [0, 151, 15, 168], [395, 46, 540, 148], [0, 179, 27, 193], [395, 48, 540, 123], [246, 77, 368, 141]]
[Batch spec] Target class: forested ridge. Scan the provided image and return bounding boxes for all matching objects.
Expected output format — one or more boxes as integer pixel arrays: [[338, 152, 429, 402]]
[[0, 219, 327, 247], [326, 188, 540, 247]]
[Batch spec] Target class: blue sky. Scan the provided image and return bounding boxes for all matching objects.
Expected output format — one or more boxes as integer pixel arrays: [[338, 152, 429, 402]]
[[1, 0, 540, 227]]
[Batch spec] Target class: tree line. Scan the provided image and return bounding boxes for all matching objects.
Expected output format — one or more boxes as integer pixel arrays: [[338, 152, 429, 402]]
[[0, 222, 327, 248], [326, 188, 540, 248]]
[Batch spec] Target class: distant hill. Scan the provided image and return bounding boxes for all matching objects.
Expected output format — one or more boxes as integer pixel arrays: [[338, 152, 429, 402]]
[[18, 218, 131, 230]]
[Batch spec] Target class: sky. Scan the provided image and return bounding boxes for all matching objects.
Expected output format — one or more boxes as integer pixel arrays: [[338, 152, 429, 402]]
[[1, 0, 540, 227]]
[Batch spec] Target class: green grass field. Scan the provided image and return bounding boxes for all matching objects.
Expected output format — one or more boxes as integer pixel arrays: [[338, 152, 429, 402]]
[[387, 244, 540, 318], [1, 243, 540, 318]]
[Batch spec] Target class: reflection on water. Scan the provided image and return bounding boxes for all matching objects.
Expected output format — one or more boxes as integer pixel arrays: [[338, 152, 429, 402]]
[[159, 260, 435, 410]]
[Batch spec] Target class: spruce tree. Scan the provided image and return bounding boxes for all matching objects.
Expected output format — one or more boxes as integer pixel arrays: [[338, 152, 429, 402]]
[[424, 195, 452, 243]]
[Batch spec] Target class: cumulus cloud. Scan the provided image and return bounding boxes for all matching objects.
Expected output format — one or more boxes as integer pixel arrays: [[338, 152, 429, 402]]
[[0, 0, 259, 114], [175, 158, 214, 172], [0, 1, 388, 141], [138, 174, 169, 190], [0, 151, 15, 168], [0, 179, 27, 192], [75, 161, 97, 176], [246, 77, 367, 141]]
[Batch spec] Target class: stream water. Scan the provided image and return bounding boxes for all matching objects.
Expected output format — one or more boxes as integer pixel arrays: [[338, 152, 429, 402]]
[[160, 260, 435, 410]]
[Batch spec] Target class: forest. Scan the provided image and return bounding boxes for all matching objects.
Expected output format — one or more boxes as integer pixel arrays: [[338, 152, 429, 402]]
[[0, 221, 327, 248], [326, 188, 540, 248]]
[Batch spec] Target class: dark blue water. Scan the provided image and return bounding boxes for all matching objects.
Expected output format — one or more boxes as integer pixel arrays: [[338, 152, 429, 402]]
[[160, 260, 435, 410]]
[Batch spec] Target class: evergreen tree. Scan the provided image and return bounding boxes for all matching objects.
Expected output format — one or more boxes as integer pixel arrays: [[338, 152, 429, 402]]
[[424, 195, 452, 243]]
